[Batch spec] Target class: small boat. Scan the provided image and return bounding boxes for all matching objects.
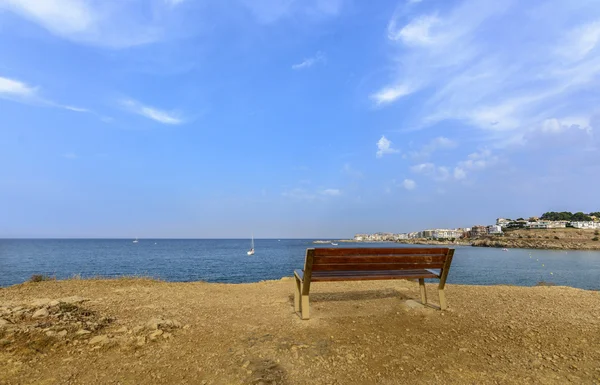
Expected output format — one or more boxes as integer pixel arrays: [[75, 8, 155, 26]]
[[247, 234, 255, 255], [331, 243, 338, 246], [502, 248, 508, 251], [133, 238, 139, 243]]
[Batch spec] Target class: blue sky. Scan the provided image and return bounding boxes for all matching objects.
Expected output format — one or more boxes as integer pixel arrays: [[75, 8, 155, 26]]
[[1, 0, 599, 238]]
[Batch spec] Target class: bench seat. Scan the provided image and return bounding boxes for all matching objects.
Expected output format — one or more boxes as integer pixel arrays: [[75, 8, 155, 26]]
[[294, 269, 440, 281]]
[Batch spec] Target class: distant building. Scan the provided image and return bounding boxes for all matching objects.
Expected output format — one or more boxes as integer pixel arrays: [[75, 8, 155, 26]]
[[470, 225, 487, 238], [496, 218, 511, 227], [487, 225, 503, 234], [570, 221, 600, 229]]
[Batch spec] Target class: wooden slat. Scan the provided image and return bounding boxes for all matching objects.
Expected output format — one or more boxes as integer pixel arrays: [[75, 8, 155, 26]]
[[312, 262, 445, 271], [313, 247, 449, 256], [311, 269, 439, 277], [313, 255, 446, 264], [310, 270, 439, 282]]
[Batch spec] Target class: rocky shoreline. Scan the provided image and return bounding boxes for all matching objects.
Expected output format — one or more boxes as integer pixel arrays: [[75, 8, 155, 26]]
[[314, 228, 600, 250]]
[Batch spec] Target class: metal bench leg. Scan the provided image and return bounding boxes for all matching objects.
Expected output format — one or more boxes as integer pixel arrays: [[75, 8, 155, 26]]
[[438, 289, 447, 310], [301, 283, 310, 320], [294, 277, 301, 312], [419, 278, 427, 305]]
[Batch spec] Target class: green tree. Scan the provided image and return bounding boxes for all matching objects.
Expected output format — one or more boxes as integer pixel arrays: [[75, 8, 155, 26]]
[[572, 212, 592, 221]]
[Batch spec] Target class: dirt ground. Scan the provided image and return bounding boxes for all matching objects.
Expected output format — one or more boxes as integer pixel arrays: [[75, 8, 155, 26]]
[[1, 278, 599, 384]]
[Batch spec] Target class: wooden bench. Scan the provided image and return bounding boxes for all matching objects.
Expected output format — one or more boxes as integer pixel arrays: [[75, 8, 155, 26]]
[[293, 247, 454, 319]]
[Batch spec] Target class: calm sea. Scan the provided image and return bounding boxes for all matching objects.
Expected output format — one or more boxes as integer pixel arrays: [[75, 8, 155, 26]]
[[0, 239, 599, 290]]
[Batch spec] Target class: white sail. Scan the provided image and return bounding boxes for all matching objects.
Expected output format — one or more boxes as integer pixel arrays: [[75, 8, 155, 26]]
[[247, 234, 254, 255]]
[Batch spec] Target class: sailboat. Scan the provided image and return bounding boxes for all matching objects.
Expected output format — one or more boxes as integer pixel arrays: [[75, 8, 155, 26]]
[[247, 234, 255, 255], [133, 237, 139, 244]]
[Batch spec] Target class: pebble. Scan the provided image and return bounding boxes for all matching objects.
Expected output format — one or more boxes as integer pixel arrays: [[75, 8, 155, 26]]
[[76, 329, 92, 335], [32, 308, 49, 319], [89, 335, 109, 345], [149, 330, 164, 340]]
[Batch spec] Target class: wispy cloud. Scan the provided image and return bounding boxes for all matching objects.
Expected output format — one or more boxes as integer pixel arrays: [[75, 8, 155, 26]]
[[0, 0, 166, 48], [0, 76, 38, 99], [292, 52, 325, 70], [370, 84, 413, 105], [321, 188, 341, 196], [0, 75, 101, 117], [388, 14, 439, 45], [402, 179, 416, 190], [120, 99, 183, 125], [410, 136, 457, 159], [376, 135, 399, 158], [374, 0, 600, 149]]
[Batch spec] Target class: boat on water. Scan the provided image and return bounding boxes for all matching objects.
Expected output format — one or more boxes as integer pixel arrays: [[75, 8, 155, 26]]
[[247, 234, 255, 255], [331, 242, 338, 246], [133, 238, 139, 244]]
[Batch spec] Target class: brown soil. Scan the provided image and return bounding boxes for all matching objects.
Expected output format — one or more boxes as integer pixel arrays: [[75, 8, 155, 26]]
[[472, 228, 600, 250], [1, 278, 599, 384]]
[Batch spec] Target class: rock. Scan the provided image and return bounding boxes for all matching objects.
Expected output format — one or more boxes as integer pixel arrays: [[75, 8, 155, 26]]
[[30, 298, 52, 308], [57, 330, 68, 338], [0, 318, 9, 328], [32, 308, 49, 319], [76, 329, 91, 335], [146, 318, 181, 331], [162, 332, 172, 340], [136, 336, 146, 346], [59, 296, 88, 304], [183, 324, 191, 330], [149, 330, 164, 340], [115, 327, 128, 334], [49, 300, 60, 307], [89, 335, 109, 345], [132, 326, 144, 334]]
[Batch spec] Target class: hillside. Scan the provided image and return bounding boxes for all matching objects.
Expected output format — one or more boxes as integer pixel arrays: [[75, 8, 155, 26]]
[[472, 228, 600, 250]]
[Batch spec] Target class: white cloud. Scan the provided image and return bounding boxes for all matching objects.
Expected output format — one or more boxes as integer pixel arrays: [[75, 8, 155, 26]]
[[410, 136, 457, 159], [63, 105, 90, 113], [0, 0, 165, 48], [558, 20, 600, 60], [389, 15, 440, 46], [281, 188, 316, 201], [376, 135, 400, 158], [375, 0, 600, 152], [292, 52, 325, 70], [453, 167, 466, 180], [402, 179, 416, 190], [370, 84, 412, 105], [457, 149, 498, 171], [0, 76, 38, 99], [120, 99, 183, 125], [410, 162, 435, 174], [321, 188, 341, 196]]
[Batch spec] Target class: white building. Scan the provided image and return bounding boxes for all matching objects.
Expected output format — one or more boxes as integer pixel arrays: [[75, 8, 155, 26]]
[[487, 225, 503, 234], [570, 221, 600, 229]]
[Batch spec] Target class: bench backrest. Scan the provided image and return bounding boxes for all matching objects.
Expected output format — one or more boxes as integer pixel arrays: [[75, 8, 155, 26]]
[[305, 247, 452, 273]]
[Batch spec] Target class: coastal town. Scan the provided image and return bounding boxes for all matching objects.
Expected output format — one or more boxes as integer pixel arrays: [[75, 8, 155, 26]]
[[353, 211, 600, 242]]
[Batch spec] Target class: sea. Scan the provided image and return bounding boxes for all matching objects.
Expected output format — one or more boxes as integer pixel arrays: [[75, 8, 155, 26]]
[[1, 239, 599, 290]]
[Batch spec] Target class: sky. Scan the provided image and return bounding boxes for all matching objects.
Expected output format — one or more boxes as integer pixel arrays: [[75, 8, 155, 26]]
[[1, 0, 599, 238]]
